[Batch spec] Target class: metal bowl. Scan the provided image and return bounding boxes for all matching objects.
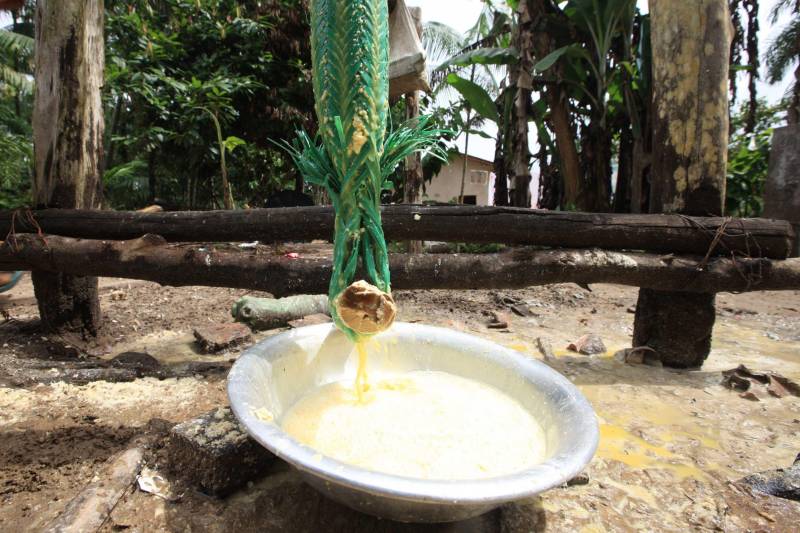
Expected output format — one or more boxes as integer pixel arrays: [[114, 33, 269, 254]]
[[227, 322, 598, 523]]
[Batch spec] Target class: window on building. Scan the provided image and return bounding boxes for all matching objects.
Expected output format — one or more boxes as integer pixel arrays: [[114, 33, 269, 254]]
[[470, 170, 489, 185], [462, 195, 477, 205]]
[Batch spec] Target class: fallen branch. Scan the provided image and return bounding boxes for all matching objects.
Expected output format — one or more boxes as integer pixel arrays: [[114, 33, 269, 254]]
[[1, 205, 794, 258], [2, 234, 799, 294], [232, 294, 329, 330], [44, 446, 144, 533]]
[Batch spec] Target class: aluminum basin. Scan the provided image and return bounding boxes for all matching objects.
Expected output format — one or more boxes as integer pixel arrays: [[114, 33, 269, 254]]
[[227, 322, 598, 523]]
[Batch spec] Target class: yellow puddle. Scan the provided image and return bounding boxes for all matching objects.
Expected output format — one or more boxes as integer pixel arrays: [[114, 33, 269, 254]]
[[713, 321, 800, 368], [580, 385, 725, 480], [598, 423, 711, 480]]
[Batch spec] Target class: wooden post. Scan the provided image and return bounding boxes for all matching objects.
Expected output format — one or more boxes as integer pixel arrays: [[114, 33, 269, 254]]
[[31, 0, 104, 336], [633, 0, 733, 368]]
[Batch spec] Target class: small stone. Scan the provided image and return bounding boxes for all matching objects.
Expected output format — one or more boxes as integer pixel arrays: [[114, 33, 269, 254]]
[[510, 304, 532, 317], [765, 331, 781, 341], [738, 461, 800, 502], [166, 407, 274, 497], [535, 337, 556, 361], [565, 472, 590, 486], [739, 391, 762, 401], [614, 346, 661, 367], [193, 323, 252, 353], [487, 310, 512, 329], [567, 334, 607, 355]]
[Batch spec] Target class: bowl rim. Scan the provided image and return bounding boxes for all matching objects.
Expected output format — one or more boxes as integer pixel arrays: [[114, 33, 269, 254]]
[[227, 322, 599, 506]]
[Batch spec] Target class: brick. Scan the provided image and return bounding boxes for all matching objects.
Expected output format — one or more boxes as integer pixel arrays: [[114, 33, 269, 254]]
[[193, 323, 252, 353]]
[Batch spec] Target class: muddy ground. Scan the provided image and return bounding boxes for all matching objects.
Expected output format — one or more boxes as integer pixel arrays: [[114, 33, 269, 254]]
[[1, 272, 799, 532]]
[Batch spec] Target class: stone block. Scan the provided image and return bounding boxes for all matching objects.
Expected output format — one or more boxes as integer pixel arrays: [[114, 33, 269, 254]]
[[167, 407, 273, 496], [193, 323, 252, 353]]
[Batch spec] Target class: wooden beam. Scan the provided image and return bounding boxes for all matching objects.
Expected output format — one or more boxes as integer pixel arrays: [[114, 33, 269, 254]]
[[0, 205, 795, 258], [2, 234, 799, 296]]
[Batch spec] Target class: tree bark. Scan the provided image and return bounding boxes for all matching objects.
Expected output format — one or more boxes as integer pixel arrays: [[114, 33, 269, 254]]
[[493, 87, 512, 207], [509, 1, 534, 208], [635, 0, 733, 368], [32, 0, 104, 337], [614, 122, 633, 213], [3, 234, 799, 296], [648, 0, 732, 216], [403, 91, 423, 253], [2, 206, 794, 258], [529, 0, 582, 209], [546, 88, 582, 208], [580, 121, 612, 212]]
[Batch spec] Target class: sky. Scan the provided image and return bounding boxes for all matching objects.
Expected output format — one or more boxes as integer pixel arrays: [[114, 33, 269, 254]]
[[407, 0, 796, 160]]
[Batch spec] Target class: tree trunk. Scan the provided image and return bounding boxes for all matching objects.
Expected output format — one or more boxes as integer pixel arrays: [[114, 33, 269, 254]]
[[529, 0, 582, 209], [147, 149, 157, 203], [458, 66, 476, 204], [614, 123, 633, 213], [634, 0, 733, 368], [546, 89, 582, 209], [3, 206, 793, 258], [403, 91, 423, 253], [580, 121, 612, 212], [630, 137, 651, 213], [32, 0, 104, 337], [493, 87, 511, 207], [789, 60, 800, 125], [4, 234, 799, 296], [509, 1, 534, 208], [648, 1, 731, 216]]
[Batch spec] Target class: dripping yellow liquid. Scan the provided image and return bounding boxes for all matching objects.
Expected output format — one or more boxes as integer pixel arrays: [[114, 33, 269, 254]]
[[354, 341, 369, 402], [281, 362, 547, 480]]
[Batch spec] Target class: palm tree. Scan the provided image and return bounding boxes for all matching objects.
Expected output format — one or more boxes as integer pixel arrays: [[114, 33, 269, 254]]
[[0, 27, 33, 94], [764, 0, 800, 123], [420, 4, 509, 203]]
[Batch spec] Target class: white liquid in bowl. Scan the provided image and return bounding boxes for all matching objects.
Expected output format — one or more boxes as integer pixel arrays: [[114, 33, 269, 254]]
[[281, 370, 547, 480]]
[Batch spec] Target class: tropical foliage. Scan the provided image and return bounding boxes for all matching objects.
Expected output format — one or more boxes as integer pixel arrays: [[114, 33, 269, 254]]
[[104, 0, 314, 209], [764, 0, 800, 123], [0, 0, 790, 217], [0, 6, 32, 209], [726, 99, 786, 217]]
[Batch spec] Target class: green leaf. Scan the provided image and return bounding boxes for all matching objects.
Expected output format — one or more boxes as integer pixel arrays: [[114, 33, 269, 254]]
[[533, 43, 589, 72], [438, 47, 518, 70], [223, 135, 246, 153], [533, 47, 570, 73], [467, 128, 493, 139], [445, 73, 498, 123]]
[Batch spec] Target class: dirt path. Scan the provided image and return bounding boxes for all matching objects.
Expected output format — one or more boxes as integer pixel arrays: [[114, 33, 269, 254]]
[[1, 279, 798, 531]]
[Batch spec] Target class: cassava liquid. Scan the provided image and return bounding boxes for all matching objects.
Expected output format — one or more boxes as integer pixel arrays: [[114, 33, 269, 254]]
[[281, 369, 547, 480]]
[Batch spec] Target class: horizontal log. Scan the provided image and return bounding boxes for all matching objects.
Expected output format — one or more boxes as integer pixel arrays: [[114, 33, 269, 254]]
[[2, 234, 799, 295], [0, 205, 794, 258]]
